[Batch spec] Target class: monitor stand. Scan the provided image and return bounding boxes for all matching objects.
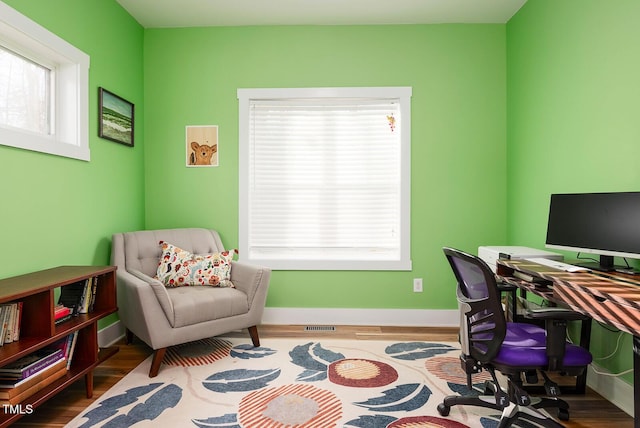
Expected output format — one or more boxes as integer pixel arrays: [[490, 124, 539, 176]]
[[576, 255, 640, 275]]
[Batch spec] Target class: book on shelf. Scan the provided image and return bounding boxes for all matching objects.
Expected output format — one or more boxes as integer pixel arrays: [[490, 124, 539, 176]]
[[12, 302, 22, 342], [4, 303, 16, 343], [0, 361, 67, 405], [48, 333, 77, 362], [58, 277, 98, 316], [0, 357, 67, 393], [54, 314, 72, 325], [55, 304, 71, 319], [0, 305, 9, 346], [88, 277, 98, 313], [78, 277, 94, 314], [54, 304, 72, 325], [58, 280, 87, 315], [0, 302, 22, 346], [0, 349, 64, 380], [66, 331, 79, 370]]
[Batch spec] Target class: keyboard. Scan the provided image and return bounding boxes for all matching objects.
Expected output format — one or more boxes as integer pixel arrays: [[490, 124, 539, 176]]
[[523, 258, 590, 273]]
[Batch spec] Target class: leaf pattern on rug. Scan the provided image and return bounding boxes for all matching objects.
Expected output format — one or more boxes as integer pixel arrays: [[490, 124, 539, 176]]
[[344, 414, 398, 427], [354, 383, 431, 412], [385, 342, 458, 360], [289, 342, 345, 381], [192, 413, 241, 428], [449, 382, 486, 397], [202, 368, 281, 392], [77, 383, 182, 428], [70, 340, 498, 428], [481, 415, 513, 427], [230, 344, 276, 359]]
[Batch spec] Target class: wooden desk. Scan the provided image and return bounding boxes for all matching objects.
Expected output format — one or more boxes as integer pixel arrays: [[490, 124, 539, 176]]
[[497, 259, 640, 426]]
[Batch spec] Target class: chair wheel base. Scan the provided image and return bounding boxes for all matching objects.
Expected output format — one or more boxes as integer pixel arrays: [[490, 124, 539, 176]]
[[558, 408, 570, 421], [437, 403, 450, 416]]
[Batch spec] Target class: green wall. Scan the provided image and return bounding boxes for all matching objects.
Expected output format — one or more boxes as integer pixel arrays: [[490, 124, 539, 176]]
[[0, 0, 145, 326], [506, 0, 640, 384], [143, 24, 507, 310], [2, 0, 635, 393]]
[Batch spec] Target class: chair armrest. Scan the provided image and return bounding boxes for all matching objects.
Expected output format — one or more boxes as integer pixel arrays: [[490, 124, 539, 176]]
[[118, 268, 175, 326], [496, 282, 517, 292], [126, 268, 161, 285], [524, 307, 589, 321], [231, 261, 271, 310], [523, 306, 588, 371]]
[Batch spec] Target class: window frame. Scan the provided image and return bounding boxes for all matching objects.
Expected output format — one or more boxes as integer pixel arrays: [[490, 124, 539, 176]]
[[238, 86, 412, 271], [0, 2, 90, 161]]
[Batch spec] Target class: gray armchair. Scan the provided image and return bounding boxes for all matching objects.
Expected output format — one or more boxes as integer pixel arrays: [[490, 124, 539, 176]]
[[111, 228, 271, 377]]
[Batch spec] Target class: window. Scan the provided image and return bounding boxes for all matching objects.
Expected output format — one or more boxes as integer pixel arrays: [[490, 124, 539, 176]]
[[0, 46, 51, 134], [238, 87, 412, 270], [0, 2, 90, 161]]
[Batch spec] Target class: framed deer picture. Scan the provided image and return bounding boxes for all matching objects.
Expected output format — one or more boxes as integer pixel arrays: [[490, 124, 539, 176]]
[[186, 125, 219, 167]]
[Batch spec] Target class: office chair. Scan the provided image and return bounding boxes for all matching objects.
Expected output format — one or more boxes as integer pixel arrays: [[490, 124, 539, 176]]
[[438, 247, 592, 427]]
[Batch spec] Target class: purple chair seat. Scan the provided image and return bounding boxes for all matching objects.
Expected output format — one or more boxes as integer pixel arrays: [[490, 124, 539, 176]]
[[493, 322, 593, 368]]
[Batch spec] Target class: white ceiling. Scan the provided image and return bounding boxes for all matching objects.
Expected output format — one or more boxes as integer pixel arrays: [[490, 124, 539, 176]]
[[116, 0, 527, 28]]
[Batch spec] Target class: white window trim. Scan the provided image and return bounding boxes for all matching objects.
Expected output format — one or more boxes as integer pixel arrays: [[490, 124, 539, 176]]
[[0, 2, 90, 161], [238, 87, 412, 271]]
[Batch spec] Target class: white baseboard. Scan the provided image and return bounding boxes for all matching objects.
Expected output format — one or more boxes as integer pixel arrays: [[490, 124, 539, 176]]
[[586, 363, 634, 417], [95, 309, 458, 347], [261, 307, 459, 327], [98, 319, 125, 348]]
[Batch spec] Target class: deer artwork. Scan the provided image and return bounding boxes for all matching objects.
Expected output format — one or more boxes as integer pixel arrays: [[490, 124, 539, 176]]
[[189, 142, 217, 166]]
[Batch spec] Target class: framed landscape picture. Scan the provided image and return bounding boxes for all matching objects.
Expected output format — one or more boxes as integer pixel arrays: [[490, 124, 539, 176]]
[[99, 87, 134, 147]]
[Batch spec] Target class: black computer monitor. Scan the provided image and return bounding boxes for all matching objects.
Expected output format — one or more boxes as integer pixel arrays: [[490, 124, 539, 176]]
[[545, 192, 640, 272]]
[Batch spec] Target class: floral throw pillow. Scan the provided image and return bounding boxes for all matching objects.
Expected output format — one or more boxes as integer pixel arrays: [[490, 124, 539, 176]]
[[155, 241, 237, 288]]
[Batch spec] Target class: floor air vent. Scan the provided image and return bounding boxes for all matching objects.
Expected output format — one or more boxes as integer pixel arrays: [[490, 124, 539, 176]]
[[304, 325, 336, 332]]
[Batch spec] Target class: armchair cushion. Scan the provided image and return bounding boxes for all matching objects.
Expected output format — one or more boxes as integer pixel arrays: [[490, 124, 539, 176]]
[[168, 286, 249, 328], [156, 241, 236, 288]]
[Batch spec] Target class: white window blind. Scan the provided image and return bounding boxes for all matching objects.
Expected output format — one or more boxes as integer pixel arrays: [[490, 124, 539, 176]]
[[238, 87, 412, 270]]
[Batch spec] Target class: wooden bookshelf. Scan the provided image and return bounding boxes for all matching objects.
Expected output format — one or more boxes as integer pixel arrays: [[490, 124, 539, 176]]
[[0, 266, 118, 427]]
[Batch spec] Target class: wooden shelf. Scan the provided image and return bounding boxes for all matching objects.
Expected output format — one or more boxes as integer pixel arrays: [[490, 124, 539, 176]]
[[0, 266, 118, 427]]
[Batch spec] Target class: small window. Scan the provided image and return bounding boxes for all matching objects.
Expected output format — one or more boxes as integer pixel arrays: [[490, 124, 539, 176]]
[[0, 2, 90, 161], [0, 46, 52, 135], [238, 87, 412, 270]]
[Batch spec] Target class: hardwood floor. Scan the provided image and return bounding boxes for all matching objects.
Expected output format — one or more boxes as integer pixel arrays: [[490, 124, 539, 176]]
[[13, 325, 633, 427]]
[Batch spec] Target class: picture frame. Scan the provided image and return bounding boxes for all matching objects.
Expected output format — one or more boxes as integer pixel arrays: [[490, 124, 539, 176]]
[[186, 125, 219, 167], [98, 87, 134, 147]]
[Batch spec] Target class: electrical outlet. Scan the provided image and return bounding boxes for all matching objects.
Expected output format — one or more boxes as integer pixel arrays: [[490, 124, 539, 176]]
[[413, 278, 423, 293]]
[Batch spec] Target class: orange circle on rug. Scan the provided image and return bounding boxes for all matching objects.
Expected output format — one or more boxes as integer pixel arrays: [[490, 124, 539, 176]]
[[163, 337, 233, 367], [238, 383, 342, 428], [328, 358, 398, 387], [424, 355, 492, 384]]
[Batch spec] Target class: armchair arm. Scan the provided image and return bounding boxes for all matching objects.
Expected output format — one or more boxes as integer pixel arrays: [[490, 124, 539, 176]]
[[231, 261, 271, 311], [116, 268, 177, 345], [127, 269, 175, 320]]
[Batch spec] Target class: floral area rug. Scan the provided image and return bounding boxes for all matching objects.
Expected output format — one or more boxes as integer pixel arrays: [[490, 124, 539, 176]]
[[66, 337, 515, 428]]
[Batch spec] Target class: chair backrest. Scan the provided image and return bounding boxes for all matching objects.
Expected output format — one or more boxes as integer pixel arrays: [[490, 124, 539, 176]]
[[443, 247, 506, 364], [116, 228, 225, 277]]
